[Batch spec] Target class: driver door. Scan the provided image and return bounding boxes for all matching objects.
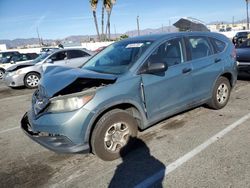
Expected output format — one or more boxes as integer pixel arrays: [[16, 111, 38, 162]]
[[140, 37, 194, 121]]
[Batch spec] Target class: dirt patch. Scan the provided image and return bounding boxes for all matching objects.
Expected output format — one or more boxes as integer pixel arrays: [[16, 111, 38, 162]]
[[160, 119, 185, 130], [140, 131, 158, 142], [47, 154, 74, 163], [0, 163, 54, 188]]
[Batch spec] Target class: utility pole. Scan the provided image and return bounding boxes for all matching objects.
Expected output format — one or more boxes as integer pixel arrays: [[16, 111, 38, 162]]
[[246, 0, 250, 30], [36, 27, 41, 46], [137, 16, 140, 36], [113, 24, 117, 39], [168, 20, 171, 32]]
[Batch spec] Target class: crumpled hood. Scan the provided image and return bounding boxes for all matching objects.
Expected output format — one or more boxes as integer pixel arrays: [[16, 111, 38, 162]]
[[40, 66, 118, 97], [6, 62, 35, 72]]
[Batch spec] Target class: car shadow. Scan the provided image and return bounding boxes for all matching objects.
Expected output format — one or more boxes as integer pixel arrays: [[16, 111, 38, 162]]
[[8, 86, 27, 90], [109, 137, 166, 188]]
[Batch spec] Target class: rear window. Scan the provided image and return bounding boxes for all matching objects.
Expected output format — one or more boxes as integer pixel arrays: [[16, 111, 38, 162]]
[[186, 36, 212, 60], [210, 38, 226, 53], [68, 50, 90, 59]]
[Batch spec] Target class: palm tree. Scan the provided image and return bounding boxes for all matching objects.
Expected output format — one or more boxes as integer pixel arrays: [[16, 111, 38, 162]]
[[104, 0, 116, 40], [90, 0, 100, 41]]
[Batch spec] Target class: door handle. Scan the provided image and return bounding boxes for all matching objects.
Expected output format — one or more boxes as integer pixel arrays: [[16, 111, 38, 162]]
[[214, 58, 221, 63], [182, 68, 192, 74]]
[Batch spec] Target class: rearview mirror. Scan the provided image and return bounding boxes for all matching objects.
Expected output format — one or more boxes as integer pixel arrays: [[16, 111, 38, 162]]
[[140, 62, 168, 74]]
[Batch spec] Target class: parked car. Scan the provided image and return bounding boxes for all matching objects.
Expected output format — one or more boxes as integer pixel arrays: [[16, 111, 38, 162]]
[[4, 48, 93, 88], [0, 53, 38, 79], [236, 38, 250, 74], [232, 31, 250, 46], [21, 32, 238, 161], [0, 50, 20, 63], [40, 47, 59, 53], [94, 46, 107, 53]]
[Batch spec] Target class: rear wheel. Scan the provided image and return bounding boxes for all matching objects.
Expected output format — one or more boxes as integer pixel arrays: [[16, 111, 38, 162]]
[[207, 77, 231, 109], [24, 72, 40, 89], [91, 109, 138, 161], [0, 69, 5, 79]]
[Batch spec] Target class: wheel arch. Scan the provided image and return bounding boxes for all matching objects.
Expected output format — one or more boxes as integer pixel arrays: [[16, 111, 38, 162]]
[[220, 72, 233, 87], [23, 71, 41, 82], [0, 67, 5, 72]]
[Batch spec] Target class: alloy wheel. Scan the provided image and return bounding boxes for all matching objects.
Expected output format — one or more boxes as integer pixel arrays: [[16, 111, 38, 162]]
[[0, 70, 4, 79], [216, 83, 229, 104], [26, 74, 39, 87], [104, 122, 130, 153]]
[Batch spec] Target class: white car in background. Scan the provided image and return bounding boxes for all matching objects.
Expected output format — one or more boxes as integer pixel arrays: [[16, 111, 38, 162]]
[[0, 53, 38, 79], [4, 48, 94, 88]]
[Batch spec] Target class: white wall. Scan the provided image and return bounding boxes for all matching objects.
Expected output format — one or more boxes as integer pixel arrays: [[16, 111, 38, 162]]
[[216, 30, 250, 39], [5, 42, 114, 54], [0, 44, 7, 51], [81, 42, 114, 51]]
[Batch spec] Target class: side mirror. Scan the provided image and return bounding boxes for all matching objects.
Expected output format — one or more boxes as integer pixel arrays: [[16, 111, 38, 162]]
[[10, 60, 16, 64], [140, 62, 168, 74], [45, 59, 53, 64]]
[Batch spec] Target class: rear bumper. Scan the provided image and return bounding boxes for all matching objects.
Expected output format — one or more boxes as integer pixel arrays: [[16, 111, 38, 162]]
[[21, 112, 90, 153]]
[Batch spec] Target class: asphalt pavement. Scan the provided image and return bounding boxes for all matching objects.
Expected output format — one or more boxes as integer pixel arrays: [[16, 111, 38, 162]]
[[0, 74, 250, 188]]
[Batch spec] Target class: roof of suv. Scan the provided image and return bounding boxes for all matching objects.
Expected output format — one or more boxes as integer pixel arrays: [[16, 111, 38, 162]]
[[121, 32, 228, 43]]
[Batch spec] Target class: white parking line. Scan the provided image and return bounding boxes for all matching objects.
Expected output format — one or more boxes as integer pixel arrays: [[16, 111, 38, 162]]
[[134, 112, 250, 188], [0, 126, 19, 134]]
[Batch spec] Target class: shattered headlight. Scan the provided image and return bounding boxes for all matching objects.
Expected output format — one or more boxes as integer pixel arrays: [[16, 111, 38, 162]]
[[47, 94, 94, 113]]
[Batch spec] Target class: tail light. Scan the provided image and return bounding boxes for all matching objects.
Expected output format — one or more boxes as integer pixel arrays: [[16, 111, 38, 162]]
[[231, 47, 236, 60]]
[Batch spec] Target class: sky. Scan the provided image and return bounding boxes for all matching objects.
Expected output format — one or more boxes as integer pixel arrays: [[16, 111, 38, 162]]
[[0, 0, 247, 40]]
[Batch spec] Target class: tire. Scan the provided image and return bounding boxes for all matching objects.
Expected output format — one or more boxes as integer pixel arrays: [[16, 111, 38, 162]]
[[24, 72, 40, 89], [207, 77, 231, 110], [0, 69, 5, 79], [91, 109, 138, 161]]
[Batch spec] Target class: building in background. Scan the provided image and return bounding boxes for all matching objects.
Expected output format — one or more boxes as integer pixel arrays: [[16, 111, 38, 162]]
[[0, 44, 7, 51]]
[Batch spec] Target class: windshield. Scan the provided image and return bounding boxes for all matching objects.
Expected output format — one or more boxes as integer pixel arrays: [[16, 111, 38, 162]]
[[238, 39, 250, 48], [82, 40, 153, 74], [32, 52, 50, 64]]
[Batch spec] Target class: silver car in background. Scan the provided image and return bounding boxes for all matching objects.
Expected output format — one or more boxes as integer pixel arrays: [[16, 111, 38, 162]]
[[4, 48, 93, 88]]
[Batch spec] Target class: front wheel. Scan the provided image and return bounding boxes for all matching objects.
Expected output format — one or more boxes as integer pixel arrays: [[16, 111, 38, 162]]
[[24, 72, 40, 89], [0, 69, 5, 79], [91, 109, 138, 161], [207, 77, 231, 110]]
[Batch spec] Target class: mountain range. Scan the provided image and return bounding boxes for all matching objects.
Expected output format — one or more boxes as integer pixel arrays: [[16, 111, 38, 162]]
[[0, 26, 177, 48]]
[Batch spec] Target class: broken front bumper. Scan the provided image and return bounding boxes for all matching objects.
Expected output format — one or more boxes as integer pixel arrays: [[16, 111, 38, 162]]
[[21, 112, 90, 153]]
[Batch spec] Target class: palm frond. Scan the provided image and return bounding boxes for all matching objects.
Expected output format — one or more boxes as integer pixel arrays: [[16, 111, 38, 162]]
[[90, 0, 99, 11]]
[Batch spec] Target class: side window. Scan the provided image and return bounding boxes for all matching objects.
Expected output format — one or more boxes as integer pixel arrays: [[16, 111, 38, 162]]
[[187, 36, 212, 60], [50, 51, 67, 61], [67, 50, 90, 59], [210, 38, 226, 53], [146, 38, 184, 67]]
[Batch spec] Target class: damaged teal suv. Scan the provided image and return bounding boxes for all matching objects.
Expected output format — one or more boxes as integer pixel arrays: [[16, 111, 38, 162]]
[[21, 32, 238, 161]]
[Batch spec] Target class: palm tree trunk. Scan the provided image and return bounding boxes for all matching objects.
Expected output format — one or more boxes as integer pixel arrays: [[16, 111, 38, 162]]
[[93, 11, 100, 41], [101, 3, 105, 41], [105, 7, 112, 40], [107, 12, 111, 40]]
